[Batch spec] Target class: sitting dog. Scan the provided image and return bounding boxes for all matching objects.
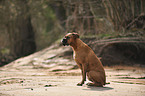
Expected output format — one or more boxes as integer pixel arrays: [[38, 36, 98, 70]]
[[62, 33, 106, 86]]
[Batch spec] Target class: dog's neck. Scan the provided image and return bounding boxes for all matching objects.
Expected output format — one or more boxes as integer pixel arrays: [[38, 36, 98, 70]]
[[70, 39, 86, 51]]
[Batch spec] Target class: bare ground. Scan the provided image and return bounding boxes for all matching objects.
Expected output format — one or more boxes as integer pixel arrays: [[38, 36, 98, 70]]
[[0, 44, 145, 96]]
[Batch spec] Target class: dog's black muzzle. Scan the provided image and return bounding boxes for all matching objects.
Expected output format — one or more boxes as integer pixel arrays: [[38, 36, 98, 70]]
[[62, 38, 69, 46]]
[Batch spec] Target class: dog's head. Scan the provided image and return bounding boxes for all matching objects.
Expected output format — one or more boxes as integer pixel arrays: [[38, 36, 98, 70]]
[[62, 33, 79, 46]]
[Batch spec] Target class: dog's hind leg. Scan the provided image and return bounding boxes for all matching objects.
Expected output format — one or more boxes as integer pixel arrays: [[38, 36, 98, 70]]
[[87, 71, 105, 87]]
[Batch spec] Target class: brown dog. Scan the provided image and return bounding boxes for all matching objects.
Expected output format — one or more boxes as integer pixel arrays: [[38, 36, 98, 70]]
[[62, 33, 106, 86]]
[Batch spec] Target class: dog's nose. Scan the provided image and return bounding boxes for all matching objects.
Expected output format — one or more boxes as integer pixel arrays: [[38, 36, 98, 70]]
[[61, 38, 66, 43], [61, 38, 67, 46]]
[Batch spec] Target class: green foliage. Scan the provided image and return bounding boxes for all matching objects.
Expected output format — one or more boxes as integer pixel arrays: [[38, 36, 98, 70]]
[[0, 48, 10, 55], [45, 6, 56, 32], [98, 33, 112, 39], [27, 1, 65, 50]]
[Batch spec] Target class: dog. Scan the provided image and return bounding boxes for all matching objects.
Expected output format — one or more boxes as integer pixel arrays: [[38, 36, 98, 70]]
[[62, 33, 106, 86]]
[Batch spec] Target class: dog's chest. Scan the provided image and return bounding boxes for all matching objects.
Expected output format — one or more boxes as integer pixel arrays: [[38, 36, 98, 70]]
[[73, 51, 80, 59], [73, 51, 76, 60], [73, 52, 80, 64], [73, 51, 86, 63]]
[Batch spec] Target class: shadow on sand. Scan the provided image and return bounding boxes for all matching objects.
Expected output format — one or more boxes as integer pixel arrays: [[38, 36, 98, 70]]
[[83, 86, 114, 91]]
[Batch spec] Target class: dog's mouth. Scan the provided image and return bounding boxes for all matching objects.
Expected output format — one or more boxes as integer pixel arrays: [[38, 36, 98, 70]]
[[61, 38, 69, 46]]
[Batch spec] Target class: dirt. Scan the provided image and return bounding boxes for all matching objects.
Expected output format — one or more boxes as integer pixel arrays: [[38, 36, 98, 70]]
[[0, 44, 145, 96]]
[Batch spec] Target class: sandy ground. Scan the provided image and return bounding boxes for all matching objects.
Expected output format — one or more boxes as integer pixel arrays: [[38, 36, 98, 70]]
[[0, 67, 145, 96], [0, 45, 145, 96]]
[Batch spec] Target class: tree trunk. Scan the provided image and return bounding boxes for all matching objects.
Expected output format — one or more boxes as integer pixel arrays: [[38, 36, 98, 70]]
[[7, 0, 36, 58]]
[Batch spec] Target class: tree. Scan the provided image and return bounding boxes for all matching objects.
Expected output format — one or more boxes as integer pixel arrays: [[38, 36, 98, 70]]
[[1, 0, 36, 58], [103, 0, 145, 31]]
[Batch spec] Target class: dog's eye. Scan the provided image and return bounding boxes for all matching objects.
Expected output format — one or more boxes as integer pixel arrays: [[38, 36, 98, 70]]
[[66, 36, 70, 39]]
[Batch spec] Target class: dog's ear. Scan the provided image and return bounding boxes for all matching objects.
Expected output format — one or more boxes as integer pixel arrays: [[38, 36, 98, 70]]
[[72, 33, 79, 38]]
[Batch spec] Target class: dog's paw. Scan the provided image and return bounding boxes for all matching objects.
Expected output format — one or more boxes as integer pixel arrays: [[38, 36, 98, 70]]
[[77, 83, 83, 86], [86, 82, 103, 87]]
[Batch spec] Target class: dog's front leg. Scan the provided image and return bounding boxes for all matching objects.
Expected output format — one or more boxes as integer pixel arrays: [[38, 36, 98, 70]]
[[77, 64, 87, 86]]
